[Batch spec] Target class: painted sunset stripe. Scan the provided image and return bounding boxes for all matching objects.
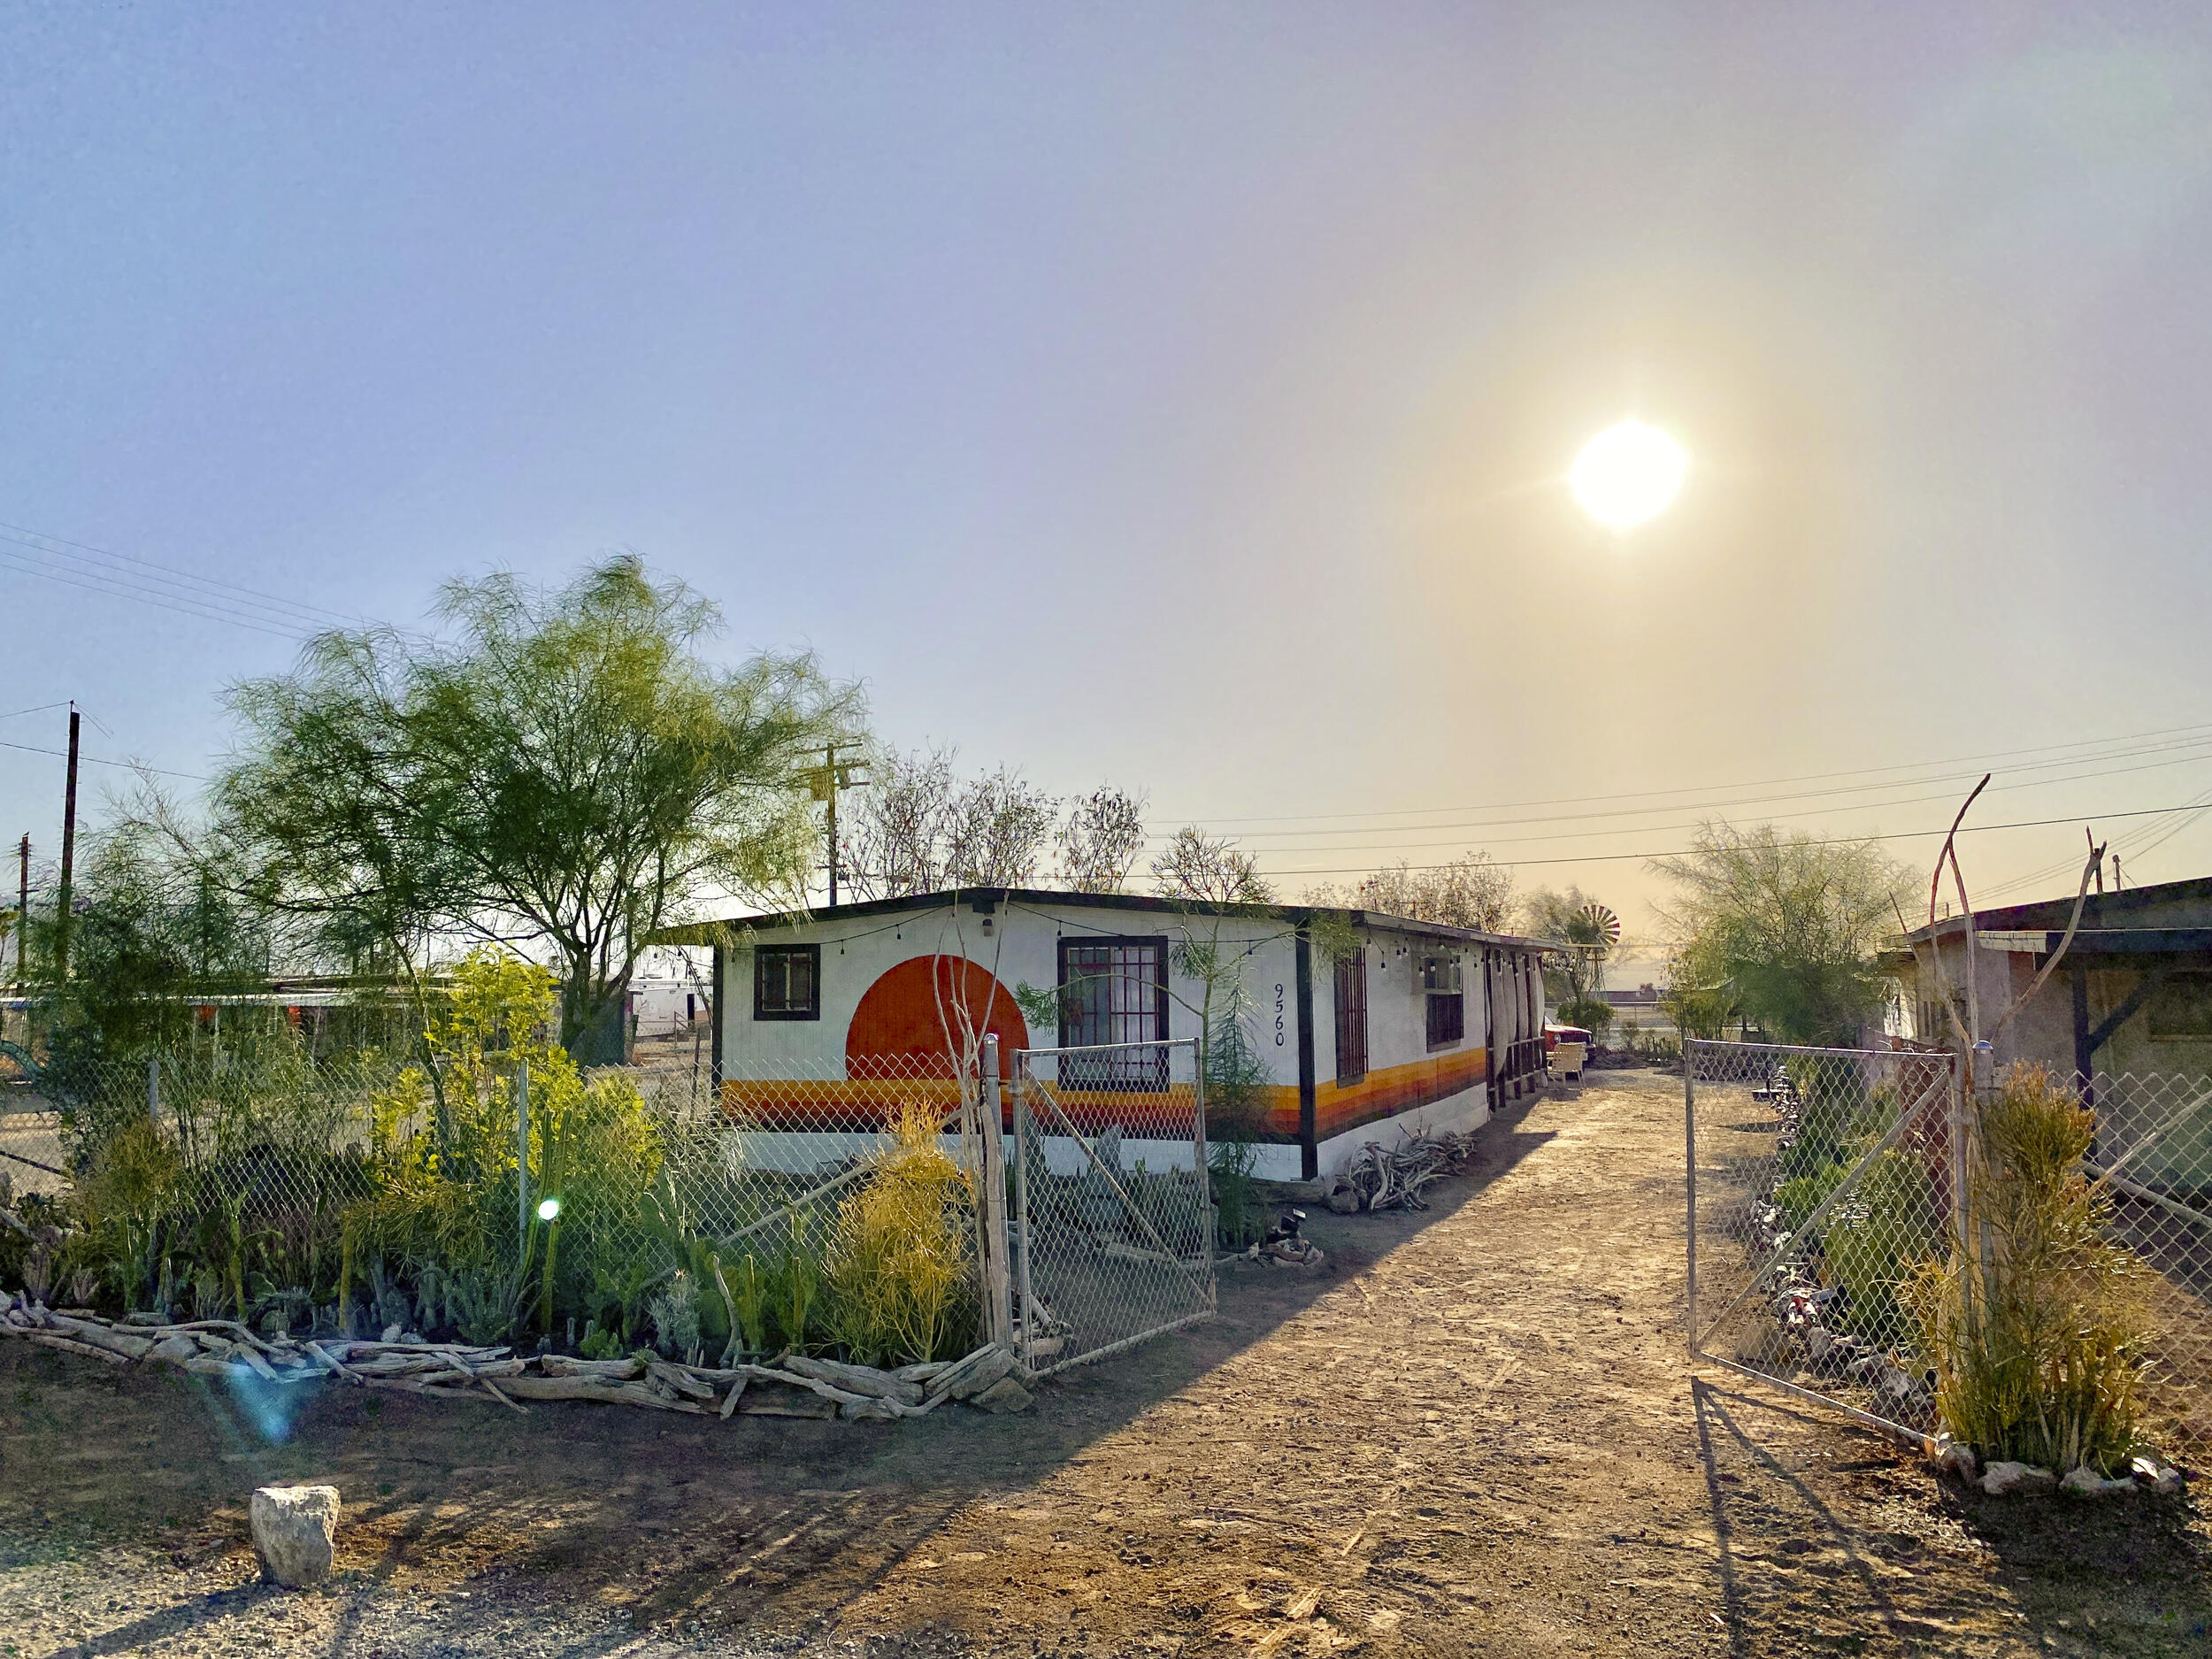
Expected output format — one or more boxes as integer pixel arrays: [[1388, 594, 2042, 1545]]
[[1236, 1048, 1490, 1143]]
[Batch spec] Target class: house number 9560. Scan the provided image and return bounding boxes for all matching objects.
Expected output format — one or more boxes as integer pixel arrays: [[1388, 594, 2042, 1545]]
[[1274, 983, 1286, 1046]]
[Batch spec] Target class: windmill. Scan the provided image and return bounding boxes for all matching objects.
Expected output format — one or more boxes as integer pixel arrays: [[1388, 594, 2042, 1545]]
[[1578, 902, 1621, 949]]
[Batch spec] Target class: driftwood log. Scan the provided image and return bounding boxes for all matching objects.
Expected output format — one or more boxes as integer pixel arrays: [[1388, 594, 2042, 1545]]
[[0, 1293, 1030, 1423]]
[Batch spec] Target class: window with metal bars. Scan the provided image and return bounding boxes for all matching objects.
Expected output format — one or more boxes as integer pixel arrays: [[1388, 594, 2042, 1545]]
[[1334, 948, 1368, 1084], [1056, 937, 1169, 1088]]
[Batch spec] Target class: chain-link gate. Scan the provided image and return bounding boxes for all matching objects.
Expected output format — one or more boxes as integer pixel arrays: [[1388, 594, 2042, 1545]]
[[1008, 1040, 1215, 1376], [1686, 1041, 1960, 1443]]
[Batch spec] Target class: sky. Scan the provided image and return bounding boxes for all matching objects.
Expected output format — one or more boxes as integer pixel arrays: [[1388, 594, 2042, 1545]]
[[7, 2, 2212, 970]]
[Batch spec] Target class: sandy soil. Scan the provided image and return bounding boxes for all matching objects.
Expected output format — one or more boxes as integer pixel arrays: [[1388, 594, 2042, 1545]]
[[3, 1071, 2207, 1658]]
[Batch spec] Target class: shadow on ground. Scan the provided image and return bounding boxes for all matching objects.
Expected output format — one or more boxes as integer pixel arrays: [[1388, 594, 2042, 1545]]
[[0, 1090, 1564, 1644], [1694, 1380, 2212, 1655]]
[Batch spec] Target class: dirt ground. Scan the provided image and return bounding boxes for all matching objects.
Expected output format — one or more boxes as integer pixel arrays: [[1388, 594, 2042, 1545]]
[[4, 1071, 2208, 1658]]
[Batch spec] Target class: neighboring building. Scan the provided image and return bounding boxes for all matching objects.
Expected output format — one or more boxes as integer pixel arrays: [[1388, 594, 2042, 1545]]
[[1887, 875, 2212, 1186], [659, 887, 1553, 1183]]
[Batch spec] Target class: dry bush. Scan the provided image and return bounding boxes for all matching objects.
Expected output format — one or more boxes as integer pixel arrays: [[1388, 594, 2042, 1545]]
[[1908, 1064, 2155, 1474], [823, 1103, 977, 1366]]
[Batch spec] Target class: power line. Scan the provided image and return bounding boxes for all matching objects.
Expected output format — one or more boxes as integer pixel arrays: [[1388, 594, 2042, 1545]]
[[1152, 718, 2212, 831], [1257, 798, 2212, 878], [1202, 744, 2212, 857], [0, 546, 319, 641], [0, 737, 207, 782], [0, 518, 372, 634], [0, 702, 69, 724]]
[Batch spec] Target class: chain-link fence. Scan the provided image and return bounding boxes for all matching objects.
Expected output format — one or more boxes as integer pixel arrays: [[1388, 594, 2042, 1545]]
[[1688, 1041, 2212, 1469], [1010, 1040, 1215, 1376], [2077, 1071, 2212, 1464], [0, 1046, 995, 1370], [1, 1038, 1223, 1387], [1687, 1041, 1958, 1441]]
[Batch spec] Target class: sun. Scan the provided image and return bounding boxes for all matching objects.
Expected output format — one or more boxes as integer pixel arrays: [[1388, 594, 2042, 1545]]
[[1570, 421, 1688, 531]]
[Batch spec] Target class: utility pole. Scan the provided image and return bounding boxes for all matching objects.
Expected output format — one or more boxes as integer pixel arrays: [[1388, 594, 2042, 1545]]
[[800, 741, 870, 908], [55, 705, 80, 980], [13, 834, 26, 989]]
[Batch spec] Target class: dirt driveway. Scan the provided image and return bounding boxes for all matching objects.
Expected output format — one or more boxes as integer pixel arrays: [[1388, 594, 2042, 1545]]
[[4, 1071, 2207, 1657]]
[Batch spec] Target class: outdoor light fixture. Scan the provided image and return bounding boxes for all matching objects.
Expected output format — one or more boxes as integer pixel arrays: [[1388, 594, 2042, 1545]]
[[536, 1196, 561, 1223]]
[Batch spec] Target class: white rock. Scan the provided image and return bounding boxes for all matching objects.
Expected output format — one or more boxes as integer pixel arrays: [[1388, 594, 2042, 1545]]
[[250, 1485, 339, 1586], [380, 1324, 403, 1343], [149, 1335, 199, 1365], [2131, 1455, 2184, 1495], [1932, 1436, 1978, 1481], [1979, 1462, 2056, 1497], [2059, 1466, 2136, 1497]]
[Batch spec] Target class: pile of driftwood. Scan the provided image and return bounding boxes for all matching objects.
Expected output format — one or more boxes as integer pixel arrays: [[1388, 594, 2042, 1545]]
[[1321, 1130, 1476, 1214], [0, 1292, 1032, 1420]]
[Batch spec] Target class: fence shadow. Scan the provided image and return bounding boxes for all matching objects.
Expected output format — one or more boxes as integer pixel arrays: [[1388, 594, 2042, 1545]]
[[1692, 1379, 2212, 1654]]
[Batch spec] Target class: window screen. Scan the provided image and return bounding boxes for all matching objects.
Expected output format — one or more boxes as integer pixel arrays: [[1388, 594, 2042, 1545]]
[[1426, 984, 1465, 1048], [755, 945, 820, 1020]]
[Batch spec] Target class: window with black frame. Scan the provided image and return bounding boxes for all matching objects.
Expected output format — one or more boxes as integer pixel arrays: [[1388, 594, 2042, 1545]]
[[1334, 948, 1368, 1084], [1057, 937, 1169, 1088], [1423, 953, 1464, 1049], [755, 944, 820, 1020]]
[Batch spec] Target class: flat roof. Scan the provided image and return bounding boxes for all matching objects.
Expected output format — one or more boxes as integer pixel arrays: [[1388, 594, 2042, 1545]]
[[649, 886, 1555, 952], [1896, 873, 2212, 946]]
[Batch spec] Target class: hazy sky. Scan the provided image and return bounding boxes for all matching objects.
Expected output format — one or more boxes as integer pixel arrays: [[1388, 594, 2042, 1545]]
[[6, 3, 2212, 953]]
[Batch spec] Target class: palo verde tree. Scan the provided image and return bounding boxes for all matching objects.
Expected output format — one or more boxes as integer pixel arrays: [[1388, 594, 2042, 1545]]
[[1651, 821, 1907, 1047], [213, 557, 854, 1059]]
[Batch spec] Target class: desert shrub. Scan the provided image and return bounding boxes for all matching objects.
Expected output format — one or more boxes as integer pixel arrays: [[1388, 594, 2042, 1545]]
[[342, 948, 660, 1338], [1774, 1162, 1846, 1234], [822, 1104, 978, 1366], [1202, 1012, 1271, 1250], [648, 1271, 703, 1359], [1557, 997, 1614, 1040], [1906, 1064, 2154, 1475], [1824, 1147, 1935, 1341]]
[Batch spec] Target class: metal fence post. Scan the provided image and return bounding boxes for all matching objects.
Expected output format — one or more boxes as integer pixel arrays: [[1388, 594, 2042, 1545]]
[[979, 1035, 1013, 1350], [1011, 1052, 1035, 1371], [517, 1058, 531, 1256], [1684, 1041, 1698, 1356], [147, 1055, 159, 1127], [1191, 1037, 1213, 1301]]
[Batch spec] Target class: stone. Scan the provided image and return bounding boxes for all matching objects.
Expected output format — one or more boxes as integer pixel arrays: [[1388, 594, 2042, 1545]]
[[1932, 1436, 1978, 1482], [2130, 1455, 2184, 1495], [150, 1335, 200, 1365], [250, 1485, 339, 1586], [1325, 1183, 1361, 1216], [1979, 1462, 2056, 1497], [971, 1376, 1033, 1414], [380, 1324, 403, 1344], [2059, 1466, 2136, 1497]]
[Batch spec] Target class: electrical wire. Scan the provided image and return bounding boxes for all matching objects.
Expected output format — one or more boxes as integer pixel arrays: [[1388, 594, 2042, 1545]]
[[0, 737, 207, 782], [1257, 798, 2212, 878], [1149, 718, 2212, 831], [0, 518, 372, 634], [1196, 745, 2212, 858], [0, 546, 319, 641]]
